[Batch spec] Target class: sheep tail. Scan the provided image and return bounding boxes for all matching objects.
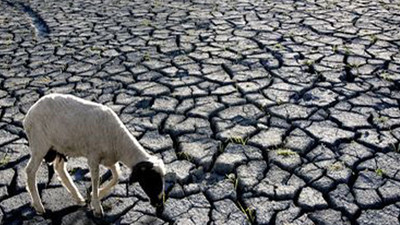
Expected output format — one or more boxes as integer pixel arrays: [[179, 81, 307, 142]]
[[43, 148, 67, 186]]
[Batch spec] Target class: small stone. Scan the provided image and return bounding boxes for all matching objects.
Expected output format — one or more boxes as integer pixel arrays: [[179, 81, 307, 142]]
[[357, 204, 400, 225], [0, 192, 31, 214], [61, 209, 96, 225], [378, 179, 400, 202], [205, 179, 237, 202], [211, 199, 249, 225], [244, 197, 291, 224], [42, 187, 79, 211], [0, 130, 18, 146], [306, 121, 354, 145], [268, 148, 302, 171], [213, 144, 247, 174], [248, 127, 286, 149], [139, 130, 173, 153], [298, 187, 328, 210], [0, 168, 15, 186], [166, 160, 195, 183], [354, 189, 382, 208], [329, 184, 359, 217], [309, 209, 351, 225]]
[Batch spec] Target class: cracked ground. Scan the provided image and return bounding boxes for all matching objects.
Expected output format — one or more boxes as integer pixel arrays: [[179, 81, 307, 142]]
[[0, 0, 400, 224]]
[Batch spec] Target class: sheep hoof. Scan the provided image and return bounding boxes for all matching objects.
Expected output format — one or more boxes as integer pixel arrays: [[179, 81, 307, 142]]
[[33, 205, 46, 215], [93, 210, 104, 218], [76, 199, 86, 206]]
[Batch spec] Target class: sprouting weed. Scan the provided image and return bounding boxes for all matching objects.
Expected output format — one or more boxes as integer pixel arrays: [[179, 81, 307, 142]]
[[141, 19, 151, 26], [375, 168, 385, 177], [229, 136, 248, 146], [40, 76, 52, 83], [0, 155, 10, 167], [373, 116, 389, 124], [329, 162, 344, 171], [225, 174, 239, 190], [5, 38, 12, 46], [369, 34, 378, 43], [162, 192, 166, 204], [275, 148, 297, 157], [218, 142, 225, 153], [390, 143, 400, 153], [103, 201, 113, 211], [304, 60, 314, 66], [177, 152, 193, 162], [344, 46, 351, 55], [142, 52, 151, 61], [69, 167, 78, 175], [153, 0, 163, 7], [276, 99, 284, 105], [380, 72, 393, 82], [237, 201, 255, 223], [345, 63, 360, 69], [332, 45, 338, 53], [90, 46, 106, 52], [274, 43, 284, 50]]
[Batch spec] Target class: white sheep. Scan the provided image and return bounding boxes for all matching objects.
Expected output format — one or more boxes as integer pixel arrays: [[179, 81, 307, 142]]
[[23, 93, 166, 217]]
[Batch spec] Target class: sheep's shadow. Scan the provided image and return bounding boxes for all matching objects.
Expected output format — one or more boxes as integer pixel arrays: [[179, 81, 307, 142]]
[[44, 207, 115, 225]]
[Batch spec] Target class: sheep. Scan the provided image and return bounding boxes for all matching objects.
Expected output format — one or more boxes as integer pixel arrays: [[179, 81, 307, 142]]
[[23, 93, 166, 217]]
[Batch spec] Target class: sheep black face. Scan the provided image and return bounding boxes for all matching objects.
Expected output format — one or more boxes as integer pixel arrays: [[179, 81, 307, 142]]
[[130, 161, 165, 210]]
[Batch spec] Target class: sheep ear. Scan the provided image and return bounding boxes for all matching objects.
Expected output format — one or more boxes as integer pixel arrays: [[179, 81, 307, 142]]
[[129, 161, 153, 184]]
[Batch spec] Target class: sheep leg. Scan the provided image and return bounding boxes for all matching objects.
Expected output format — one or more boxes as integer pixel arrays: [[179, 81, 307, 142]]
[[54, 156, 85, 205], [25, 155, 46, 214], [98, 163, 120, 200], [89, 161, 103, 217]]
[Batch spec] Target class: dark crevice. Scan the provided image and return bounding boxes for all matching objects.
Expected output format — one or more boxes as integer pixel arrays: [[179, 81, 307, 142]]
[[3, 0, 50, 38]]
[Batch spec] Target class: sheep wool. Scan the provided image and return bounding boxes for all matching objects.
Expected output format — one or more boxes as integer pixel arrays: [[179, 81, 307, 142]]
[[23, 93, 166, 217]]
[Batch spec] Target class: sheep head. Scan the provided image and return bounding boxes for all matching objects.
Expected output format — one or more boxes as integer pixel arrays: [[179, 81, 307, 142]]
[[130, 158, 166, 210]]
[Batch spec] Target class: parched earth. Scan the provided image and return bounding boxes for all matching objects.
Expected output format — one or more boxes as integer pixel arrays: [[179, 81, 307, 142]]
[[0, 0, 400, 224]]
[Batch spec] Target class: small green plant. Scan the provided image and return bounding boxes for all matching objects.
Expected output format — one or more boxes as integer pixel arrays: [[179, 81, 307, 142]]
[[225, 173, 239, 190], [229, 136, 248, 145], [329, 162, 344, 171], [346, 63, 360, 69], [218, 142, 225, 153], [375, 168, 385, 176], [141, 19, 151, 26], [90, 46, 105, 52], [212, 3, 218, 12], [237, 201, 255, 223], [162, 192, 166, 204], [0, 155, 10, 167], [276, 148, 297, 157], [390, 143, 400, 153], [332, 45, 338, 53], [274, 43, 284, 50], [369, 34, 378, 43], [380, 72, 393, 81], [374, 116, 389, 124], [304, 60, 314, 66], [142, 52, 151, 61], [40, 76, 51, 83], [5, 37, 12, 46], [344, 46, 351, 55], [69, 167, 78, 175], [276, 99, 284, 105], [177, 151, 193, 161], [153, 0, 163, 7], [103, 201, 113, 211]]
